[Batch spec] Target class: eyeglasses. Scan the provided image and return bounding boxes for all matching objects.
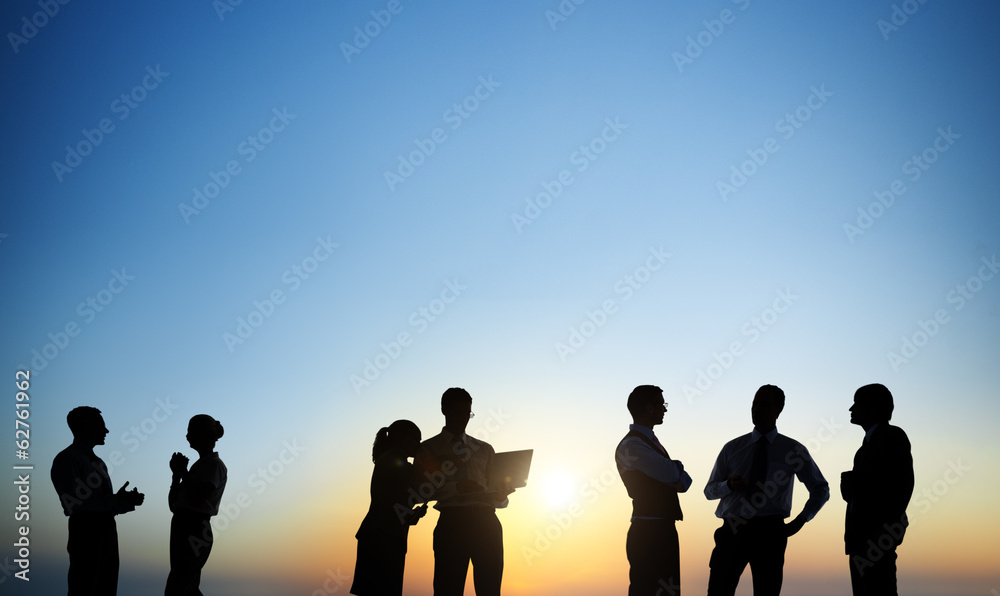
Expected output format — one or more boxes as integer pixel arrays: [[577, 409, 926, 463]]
[[469, 411, 475, 419]]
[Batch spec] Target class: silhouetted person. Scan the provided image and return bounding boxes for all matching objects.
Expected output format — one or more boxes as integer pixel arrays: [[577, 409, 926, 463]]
[[165, 414, 228, 596], [414, 388, 513, 596], [351, 420, 428, 596], [51, 406, 145, 596], [704, 385, 829, 596], [615, 385, 692, 596], [842, 384, 914, 596]]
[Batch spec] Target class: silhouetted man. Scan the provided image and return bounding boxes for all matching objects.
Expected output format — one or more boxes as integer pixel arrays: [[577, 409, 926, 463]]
[[842, 383, 914, 596], [704, 385, 829, 596], [616, 385, 692, 596], [414, 388, 511, 596], [51, 406, 145, 596]]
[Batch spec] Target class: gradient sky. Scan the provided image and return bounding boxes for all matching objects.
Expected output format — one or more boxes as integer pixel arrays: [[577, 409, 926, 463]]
[[2, 1, 999, 595]]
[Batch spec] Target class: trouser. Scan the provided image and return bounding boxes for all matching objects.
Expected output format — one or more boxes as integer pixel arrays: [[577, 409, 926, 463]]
[[67, 513, 119, 596], [165, 512, 214, 596], [432, 507, 503, 596], [626, 518, 681, 596], [707, 516, 787, 596], [849, 549, 898, 596]]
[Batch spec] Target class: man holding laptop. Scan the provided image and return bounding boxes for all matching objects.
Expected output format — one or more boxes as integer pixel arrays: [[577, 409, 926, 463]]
[[415, 387, 524, 596]]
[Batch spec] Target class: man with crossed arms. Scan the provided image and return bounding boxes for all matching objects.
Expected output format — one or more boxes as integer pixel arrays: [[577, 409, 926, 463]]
[[616, 385, 693, 596]]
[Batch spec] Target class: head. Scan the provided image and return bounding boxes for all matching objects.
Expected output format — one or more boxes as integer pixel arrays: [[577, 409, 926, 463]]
[[751, 385, 784, 433], [441, 387, 473, 434], [627, 385, 667, 428], [187, 414, 224, 453], [850, 384, 893, 430], [67, 406, 108, 447], [372, 419, 422, 462]]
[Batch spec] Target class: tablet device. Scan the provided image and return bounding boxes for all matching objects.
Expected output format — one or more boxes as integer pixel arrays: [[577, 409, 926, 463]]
[[488, 449, 533, 491]]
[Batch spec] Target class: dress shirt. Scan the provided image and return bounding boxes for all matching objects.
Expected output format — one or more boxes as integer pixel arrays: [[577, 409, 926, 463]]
[[415, 427, 507, 509], [616, 424, 693, 490], [704, 428, 829, 520], [51, 442, 134, 516]]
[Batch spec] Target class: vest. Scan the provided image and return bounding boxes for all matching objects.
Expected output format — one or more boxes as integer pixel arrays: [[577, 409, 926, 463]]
[[617, 430, 683, 520]]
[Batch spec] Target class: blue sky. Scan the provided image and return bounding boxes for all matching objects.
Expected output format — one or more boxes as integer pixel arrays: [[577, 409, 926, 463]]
[[2, 1, 999, 594]]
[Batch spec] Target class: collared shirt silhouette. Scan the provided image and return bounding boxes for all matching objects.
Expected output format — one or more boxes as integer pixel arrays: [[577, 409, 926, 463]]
[[615, 385, 692, 596], [842, 384, 913, 596], [51, 406, 144, 596], [704, 385, 829, 596]]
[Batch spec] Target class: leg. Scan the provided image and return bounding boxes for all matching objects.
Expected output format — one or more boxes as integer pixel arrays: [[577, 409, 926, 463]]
[[706, 520, 748, 596], [165, 515, 213, 596], [68, 515, 119, 596], [850, 549, 897, 596], [469, 511, 503, 596], [433, 513, 471, 596], [627, 520, 681, 596], [746, 520, 786, 596]]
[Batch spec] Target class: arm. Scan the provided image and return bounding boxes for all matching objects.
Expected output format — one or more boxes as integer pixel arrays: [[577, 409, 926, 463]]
[[620, 438, 692, 492], [785, 444, 829, 535], [704, 446, 732, 501]]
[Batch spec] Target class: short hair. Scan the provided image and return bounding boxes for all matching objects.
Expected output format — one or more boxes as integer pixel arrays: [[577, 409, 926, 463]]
[[855, 383, 894, 421], [627, 385, 663, 417], [441, 387, 472, 412], [66, 406, 103, 437], [755, 385, 785, 413]]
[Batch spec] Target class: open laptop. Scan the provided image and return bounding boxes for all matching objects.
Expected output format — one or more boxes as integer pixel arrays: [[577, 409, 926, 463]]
[[488, 449, 533, 491]]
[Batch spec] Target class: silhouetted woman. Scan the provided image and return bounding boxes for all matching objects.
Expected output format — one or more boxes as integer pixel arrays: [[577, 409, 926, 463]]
[[165, 414, 227, 596], [351, 420, 427, 596]]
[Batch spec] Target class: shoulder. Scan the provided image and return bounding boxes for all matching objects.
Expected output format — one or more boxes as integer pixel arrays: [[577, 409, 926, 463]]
[[722, 432, 752, 451], [876, 424, 911, 449], [466, 434, 494, 455]]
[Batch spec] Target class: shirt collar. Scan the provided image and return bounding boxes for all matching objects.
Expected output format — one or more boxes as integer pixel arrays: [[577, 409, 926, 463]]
[[628, 424, 658, 442], [441, 426, 467, 444], [751, 428, 778, 443], [864, 423, 880, 444]]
